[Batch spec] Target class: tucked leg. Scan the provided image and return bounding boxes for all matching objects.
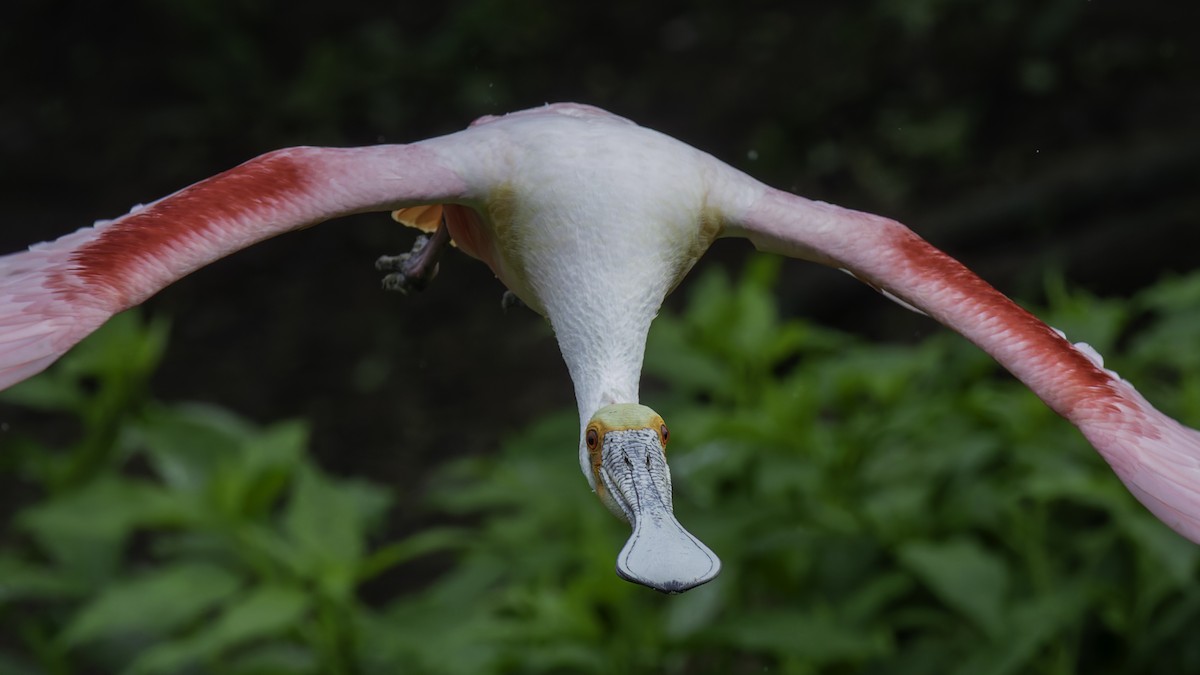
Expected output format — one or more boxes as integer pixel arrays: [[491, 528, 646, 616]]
[[376, 220, 452, 294]]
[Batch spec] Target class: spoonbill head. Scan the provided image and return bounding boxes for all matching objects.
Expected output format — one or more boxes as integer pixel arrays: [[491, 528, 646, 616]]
[[584, 403, 721, 593]]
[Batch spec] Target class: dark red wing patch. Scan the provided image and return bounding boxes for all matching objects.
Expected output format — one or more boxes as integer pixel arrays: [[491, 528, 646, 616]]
[[886, 227, 1127, 423], [60, 152, 309, 308]]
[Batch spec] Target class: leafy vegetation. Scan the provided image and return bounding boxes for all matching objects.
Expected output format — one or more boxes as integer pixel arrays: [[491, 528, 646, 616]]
[[3, 259, 1200, 673]]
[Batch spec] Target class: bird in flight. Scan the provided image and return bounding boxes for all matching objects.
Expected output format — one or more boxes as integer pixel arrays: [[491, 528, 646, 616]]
[[2, 102, 1196, 593]]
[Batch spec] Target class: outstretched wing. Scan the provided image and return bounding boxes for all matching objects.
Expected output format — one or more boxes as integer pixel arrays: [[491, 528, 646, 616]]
[[0, 142, 478, 390], [720, 182, 1200, 544]]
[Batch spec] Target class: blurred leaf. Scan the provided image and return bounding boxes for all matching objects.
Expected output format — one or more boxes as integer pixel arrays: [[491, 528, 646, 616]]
[[1136, 272, 1200, 313], [728, 259, 782, 357], [643, 316, 727, 394], [951, 582, 1090, 675], [62, 563, 242, 646], [236, 420, 309, 513], [60, 311, 170, 383], [283, 464, 389, 590], [226, 643, 317, 675], [127, 586, 310, 675], [17, 477, 182, 580], [1120, 515, 1200, 587], [133, 403, 256, 494], [663, 581, 723, 639], [358, 527, 474, 582], [703, 608, 891, 663], [0, 554, 81, 603], [1042, 273, 1129, 355], [842, 571, 915, 623], [0, 371, 87, 412], [897, 537, 1010, 638], [1131, 273, 1200, 375], [203, 585, 311, 647], [0, 651, 41, 675]]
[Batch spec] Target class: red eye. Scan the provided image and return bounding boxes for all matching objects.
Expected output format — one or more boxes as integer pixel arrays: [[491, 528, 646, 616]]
[[586, 428, 599, 451], [660, 424, 669, 447]]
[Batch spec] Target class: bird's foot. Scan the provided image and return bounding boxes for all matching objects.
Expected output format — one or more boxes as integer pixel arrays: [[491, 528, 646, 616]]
[[500, 290, 526, 312], [376, 220, 452, 294]]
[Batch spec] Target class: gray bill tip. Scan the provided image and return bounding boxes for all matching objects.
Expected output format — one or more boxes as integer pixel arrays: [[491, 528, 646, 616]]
[[615, 508, 721, 594]]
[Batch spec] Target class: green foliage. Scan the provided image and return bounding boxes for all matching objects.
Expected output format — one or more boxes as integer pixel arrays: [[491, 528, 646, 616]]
[[4, 263, 1200, 674], [370, 258, 1200, 674], [0, 314, 442, 675]]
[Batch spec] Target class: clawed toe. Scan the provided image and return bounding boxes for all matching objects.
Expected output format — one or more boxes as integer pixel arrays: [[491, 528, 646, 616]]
[[381, 268, 437, 294], [375, 248, 419, 274]]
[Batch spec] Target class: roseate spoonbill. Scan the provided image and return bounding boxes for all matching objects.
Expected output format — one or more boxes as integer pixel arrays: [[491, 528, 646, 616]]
[[1, 103, 1197, 593]]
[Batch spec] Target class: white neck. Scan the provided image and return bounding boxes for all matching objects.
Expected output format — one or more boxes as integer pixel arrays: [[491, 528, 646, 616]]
[[538, 239, 672, 482], [549, 280, 661, 424]]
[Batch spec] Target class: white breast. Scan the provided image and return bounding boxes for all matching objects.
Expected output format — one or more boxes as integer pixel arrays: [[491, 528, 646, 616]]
[[467, 108, 724, 426]]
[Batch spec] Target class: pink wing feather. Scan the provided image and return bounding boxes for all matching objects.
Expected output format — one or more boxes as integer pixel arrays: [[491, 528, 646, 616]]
[[0, 143, 473, 390], [727, 186, 1200, 543]]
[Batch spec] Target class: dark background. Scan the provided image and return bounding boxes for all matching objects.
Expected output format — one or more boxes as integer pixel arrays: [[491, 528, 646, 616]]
[[2, 0, 1198, 536]]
